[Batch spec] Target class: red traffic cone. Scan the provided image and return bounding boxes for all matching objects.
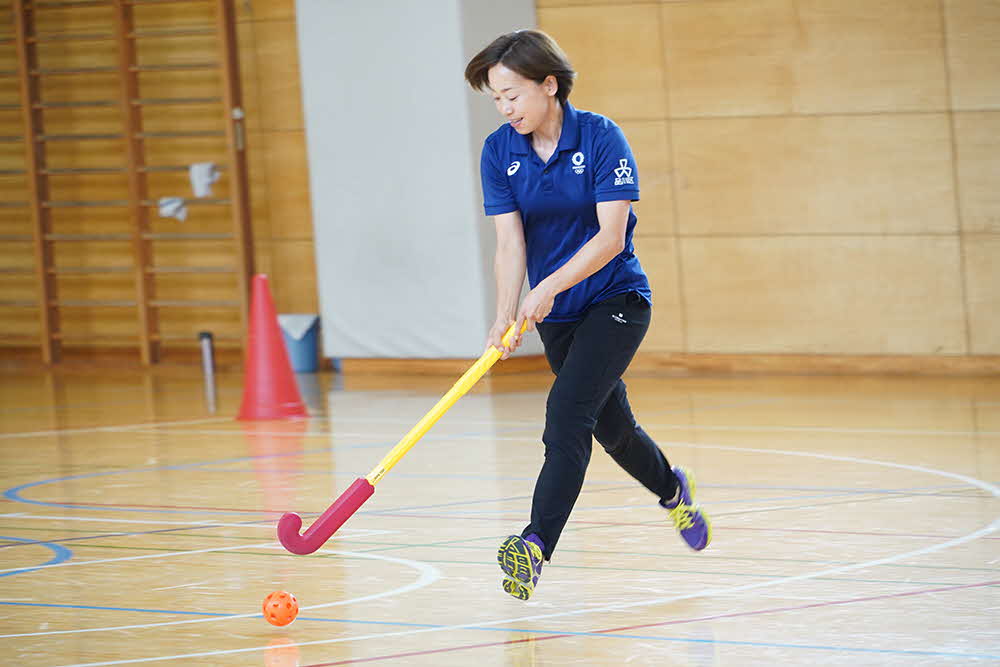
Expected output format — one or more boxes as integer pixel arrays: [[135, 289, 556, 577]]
[[237, 274, 308, 420]]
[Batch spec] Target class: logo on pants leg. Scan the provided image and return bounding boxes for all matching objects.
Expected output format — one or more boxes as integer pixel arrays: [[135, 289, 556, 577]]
[[612, 312, 627, 324]]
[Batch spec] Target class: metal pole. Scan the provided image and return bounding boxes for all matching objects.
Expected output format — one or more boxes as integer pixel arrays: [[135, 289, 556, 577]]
[[199, 331, 217, 413]]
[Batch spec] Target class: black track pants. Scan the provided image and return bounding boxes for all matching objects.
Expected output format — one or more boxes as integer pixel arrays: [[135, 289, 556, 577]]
[[523, 291, 679, 560]]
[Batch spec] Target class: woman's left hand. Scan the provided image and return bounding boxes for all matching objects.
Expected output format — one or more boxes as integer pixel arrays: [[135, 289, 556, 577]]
[[516, 283, 557, 332]]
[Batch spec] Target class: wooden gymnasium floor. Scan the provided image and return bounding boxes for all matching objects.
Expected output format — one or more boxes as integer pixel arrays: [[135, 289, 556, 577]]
[[0, 366, 998, 666]]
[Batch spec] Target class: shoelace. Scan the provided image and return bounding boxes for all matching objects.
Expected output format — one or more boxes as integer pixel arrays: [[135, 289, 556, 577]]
[[669, 503, 695, 530]]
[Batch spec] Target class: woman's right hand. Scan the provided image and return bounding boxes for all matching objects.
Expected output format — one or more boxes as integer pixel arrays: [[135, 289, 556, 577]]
[[486, 317, 522, 360]]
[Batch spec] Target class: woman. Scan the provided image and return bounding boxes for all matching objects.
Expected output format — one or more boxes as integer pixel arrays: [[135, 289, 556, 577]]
[[465, 30, 711, 601]]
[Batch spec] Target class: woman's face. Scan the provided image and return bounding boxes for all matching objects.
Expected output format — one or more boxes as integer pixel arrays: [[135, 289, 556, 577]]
[[486, 63, 557, 135]]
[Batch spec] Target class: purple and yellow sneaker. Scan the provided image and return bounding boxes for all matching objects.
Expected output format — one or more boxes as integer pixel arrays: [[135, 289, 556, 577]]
[[662, 466, 712, 551], [498, 534, 544, 600]]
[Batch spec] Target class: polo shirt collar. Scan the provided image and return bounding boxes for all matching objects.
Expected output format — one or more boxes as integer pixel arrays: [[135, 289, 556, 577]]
[[509, 101, 580, 156]]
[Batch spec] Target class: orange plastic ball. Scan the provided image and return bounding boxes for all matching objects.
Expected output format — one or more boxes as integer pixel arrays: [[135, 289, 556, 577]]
[[262, 590, 299, 627]]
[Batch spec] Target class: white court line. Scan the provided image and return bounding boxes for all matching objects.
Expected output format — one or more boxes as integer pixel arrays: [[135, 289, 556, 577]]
[[151, 580, 213, 591], [0, 541, 275, 576], [646, 422, 1000, 438], [124, 428, 395, 439], [2, 547, 440, 639], [103, 423, 1000, 440], [52, 440, 999, 667], [0, 514, 275, 528], [0, 417, 231, 440], [0, 527, 395, 577], [0, 514, 274, 527], [0, 514, 395, 537]]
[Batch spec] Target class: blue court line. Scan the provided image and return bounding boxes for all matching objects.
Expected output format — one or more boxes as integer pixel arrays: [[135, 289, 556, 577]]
[[0, 522, 265, 550], [4, 422, 993, 518], [0, 601, 996, 660], [0, 536, 72, 578], [0, 444, 342, 513], [0, 425, 532, 513]]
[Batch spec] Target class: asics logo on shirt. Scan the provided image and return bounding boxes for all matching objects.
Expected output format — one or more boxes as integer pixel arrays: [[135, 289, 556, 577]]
[[507, 161, 521, 176], [614, 159, 634, 186]]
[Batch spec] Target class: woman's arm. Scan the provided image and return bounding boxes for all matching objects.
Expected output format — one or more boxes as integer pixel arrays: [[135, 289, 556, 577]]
[[488, 210, 528, 359], [516, 199, 630, 330]]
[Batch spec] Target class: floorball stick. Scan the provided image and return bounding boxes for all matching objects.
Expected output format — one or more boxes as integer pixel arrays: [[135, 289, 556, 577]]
[[277, 322, 526, 555]]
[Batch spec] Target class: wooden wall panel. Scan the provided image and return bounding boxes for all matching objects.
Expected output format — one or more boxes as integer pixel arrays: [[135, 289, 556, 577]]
[[263, 129, 311, 239], [1, 0, 313, 356], [142, 135, 228, 166], [964, 237, 1000, 354], [237, 0, 295, 22], [5, 2, 994, 363], [954, 111, 1000, 234], [944, 0, 1000, 109], [59, 306, 139, 340], [254, 19, 303, 131], [37, 107, 121, 135], [662, 0, 948, 117], [246, 129, 272, 241], [672, 114, 957, 235], [536, 4, 667, 120], [46, 174, 128, 203], [681, 236, 967, 355], [32, 7, 110, 33], [35, 40, 117, 71], [134, 69, 222, 103], [55, 272, 133, 301], [143, 170, 226, 202], [537, 0, 659, 7], [0, 173, 26, 203], [618, 119, 674, 238], [154, 272, 239, 301], [51, 240, 132, 270], [269, 239, 317, 314], [237, 21, 262, 132], [44, 138, 126, 170], [132, 4, 214, 29], [0, 238, 32, 270], [39, 74, 119, 105], [247, 14, 317, 316], [253, 239, 274, 284], [0, 307, 37, 339], [48, 210, 130, 237], [0, 273, 34, 300], [0, 134, 23, 166], [0, 42, 14, 69], [152, 240, 236, 270], [634, 236, 684, 352], [135, 35, 216, 68], [156, 305, 243, 341], [142, 103, 225, 135]]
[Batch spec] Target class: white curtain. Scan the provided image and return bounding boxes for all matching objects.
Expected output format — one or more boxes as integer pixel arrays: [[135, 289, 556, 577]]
[[297, 0, 541, 358]]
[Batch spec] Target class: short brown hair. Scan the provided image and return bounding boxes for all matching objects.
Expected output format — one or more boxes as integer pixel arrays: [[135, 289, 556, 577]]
[[464, 30, 576, 104]]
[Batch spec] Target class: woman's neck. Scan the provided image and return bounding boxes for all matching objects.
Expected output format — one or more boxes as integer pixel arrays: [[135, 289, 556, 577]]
[[531, 100, 563, 149]]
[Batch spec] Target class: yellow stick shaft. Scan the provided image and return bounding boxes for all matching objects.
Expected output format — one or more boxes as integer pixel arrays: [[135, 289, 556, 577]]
[[365, 323, 521, 486]]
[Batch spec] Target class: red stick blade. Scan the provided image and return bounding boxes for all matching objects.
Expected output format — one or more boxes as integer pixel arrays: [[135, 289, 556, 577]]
[[277, 478, 375, 555]]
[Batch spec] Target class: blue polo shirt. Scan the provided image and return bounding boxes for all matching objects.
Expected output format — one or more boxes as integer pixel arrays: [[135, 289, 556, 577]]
[[480, 101, 651, 323]]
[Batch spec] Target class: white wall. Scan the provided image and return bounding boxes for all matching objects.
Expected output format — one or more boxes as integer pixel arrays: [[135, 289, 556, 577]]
[[297, 0, 540, 358]]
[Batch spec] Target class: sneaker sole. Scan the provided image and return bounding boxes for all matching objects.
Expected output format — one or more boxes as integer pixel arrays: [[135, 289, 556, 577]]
[[497, 535, 536, 584], [502, 576, 531, 600]]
